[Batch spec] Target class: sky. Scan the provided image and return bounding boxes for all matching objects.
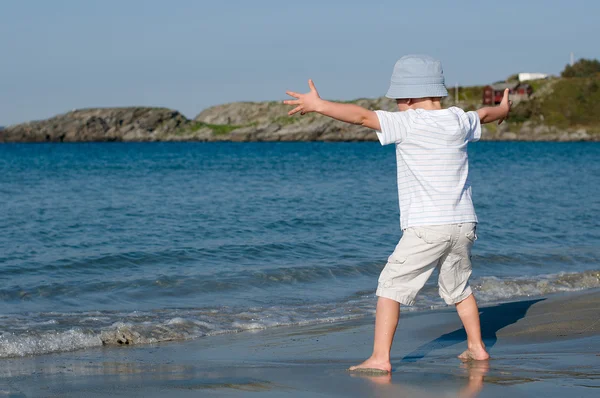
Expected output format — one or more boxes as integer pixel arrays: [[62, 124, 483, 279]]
[[0, 0, 598, 126]]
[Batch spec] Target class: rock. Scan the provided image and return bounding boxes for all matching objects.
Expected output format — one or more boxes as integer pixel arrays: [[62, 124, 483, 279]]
[[521, 120, 533, 129], [533, 125, 550, 135], [570, 129, 590, 141], [497, 123, 510, 134], [195, 102, 290, 125], [194, 98, 397, 127], [100, 326, 142, 346], [0, 107, 190, 143], [558, 132, 571, 142]]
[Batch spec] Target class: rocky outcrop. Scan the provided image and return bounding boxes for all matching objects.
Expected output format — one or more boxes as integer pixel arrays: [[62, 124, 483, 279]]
[[191, 98, 397, 142], [1, 99, 598, 143], [0, 107, 190, 143], [191, 99, 598, 142], [480, 121, 595, 141], [194, 97, 396, 125]]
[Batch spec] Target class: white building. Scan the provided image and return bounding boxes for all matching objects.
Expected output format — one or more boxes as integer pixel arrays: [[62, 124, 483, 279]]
[[518, 73, 549, 82]]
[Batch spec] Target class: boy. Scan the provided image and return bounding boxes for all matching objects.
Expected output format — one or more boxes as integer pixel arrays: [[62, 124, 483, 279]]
[[284, 54, 511, 374]]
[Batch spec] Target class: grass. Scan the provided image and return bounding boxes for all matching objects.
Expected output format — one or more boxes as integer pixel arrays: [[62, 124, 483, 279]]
[[456, 85, 485, 103], [484, 122, 499, 134], [537, 76, 600, 127], [176, 121, 242, 136], [527, 78, 553, 92], [272, 115, 300, 126]]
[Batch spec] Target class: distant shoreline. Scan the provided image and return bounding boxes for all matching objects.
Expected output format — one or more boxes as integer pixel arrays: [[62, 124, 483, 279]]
[[1, 104, 597, 143], [2, 76, 599, 143]]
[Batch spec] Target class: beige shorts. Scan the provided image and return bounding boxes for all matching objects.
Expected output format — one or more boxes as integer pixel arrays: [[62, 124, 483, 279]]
[[376, 223, 477, 306]]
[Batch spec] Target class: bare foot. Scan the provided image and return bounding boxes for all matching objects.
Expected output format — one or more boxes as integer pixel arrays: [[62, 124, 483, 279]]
[[347, 356, 391, 374], [458, 346, 490, 361]]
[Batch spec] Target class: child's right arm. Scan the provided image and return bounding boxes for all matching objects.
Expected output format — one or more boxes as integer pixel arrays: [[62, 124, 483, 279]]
[[284, 80, 381, 131], [477, 88, 512, 124]]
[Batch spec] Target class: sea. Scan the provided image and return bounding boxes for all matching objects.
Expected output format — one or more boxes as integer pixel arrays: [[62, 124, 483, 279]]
[[0, 142, 599, 358]]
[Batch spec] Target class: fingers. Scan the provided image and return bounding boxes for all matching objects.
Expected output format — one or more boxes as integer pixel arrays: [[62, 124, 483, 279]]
[[499, 92, 512, 125], [288, 106, 303, 116], [285, 80, 317, 115], [286, 90, 301, 98], [502, 88, 510, 103]]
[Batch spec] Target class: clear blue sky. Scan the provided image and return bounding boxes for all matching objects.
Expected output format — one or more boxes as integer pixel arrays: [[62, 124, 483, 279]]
[[1, 0, 597, 125]]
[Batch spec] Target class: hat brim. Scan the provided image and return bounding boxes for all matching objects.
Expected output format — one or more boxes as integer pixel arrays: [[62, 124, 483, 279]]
[[386, 84, 448, 99]]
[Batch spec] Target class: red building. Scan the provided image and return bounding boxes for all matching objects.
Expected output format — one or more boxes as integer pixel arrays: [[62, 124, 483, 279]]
[[483, 82, 533, 105]]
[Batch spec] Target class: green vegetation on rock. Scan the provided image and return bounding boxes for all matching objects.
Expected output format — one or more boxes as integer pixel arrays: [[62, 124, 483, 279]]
[[271, 116, 300, 126], [190, 121, 241, 135], [534, 76, 600, 127]]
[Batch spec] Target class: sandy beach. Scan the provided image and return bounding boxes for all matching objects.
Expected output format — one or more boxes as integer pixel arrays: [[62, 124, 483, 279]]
[[0, 288, 598, 397]]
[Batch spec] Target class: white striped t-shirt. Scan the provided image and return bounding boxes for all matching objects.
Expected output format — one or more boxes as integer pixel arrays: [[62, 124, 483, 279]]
[[375, 107, 481, 230]]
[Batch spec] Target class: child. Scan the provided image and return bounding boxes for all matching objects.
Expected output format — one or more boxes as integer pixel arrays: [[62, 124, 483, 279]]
[[284, 54, 511, 374]]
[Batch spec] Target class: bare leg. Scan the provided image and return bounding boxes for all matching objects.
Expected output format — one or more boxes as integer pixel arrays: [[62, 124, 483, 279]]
[[348, 297, 399, 373], [455, 294, 490, 361]]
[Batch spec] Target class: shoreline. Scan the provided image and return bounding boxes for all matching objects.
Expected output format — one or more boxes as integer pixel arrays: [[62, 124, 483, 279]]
[[1, 288, 598, 397]]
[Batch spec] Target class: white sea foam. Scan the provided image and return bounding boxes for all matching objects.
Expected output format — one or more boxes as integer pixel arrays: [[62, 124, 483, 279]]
[[0, 330, 102, 358], [473, 270, 600, 302]]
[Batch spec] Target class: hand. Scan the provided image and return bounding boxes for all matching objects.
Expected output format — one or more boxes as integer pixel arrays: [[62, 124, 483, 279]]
[[497, 88, 513, 125], [284, 79, 322, 116]]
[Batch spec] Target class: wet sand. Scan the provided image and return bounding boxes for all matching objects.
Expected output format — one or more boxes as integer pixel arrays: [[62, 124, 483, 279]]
[[1, 289, 598, 397]]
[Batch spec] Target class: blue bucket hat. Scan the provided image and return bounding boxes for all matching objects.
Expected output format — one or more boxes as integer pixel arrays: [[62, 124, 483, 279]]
[[385, 54, 448, 99]]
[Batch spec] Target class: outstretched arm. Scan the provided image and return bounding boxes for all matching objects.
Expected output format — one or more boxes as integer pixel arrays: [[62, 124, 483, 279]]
[[284, 80, 381, 131], [477, 88, 512, 124]]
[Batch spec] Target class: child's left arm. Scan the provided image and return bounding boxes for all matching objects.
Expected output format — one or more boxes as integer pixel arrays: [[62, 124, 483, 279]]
[[477, 88, 512, 125], [284, 80, 381, 130]]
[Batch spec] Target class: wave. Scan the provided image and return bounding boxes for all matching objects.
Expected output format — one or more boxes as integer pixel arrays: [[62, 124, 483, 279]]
[[0, 305, 368, 358], [0, 330, 101, 358], [0, 261, 383, 302], [1, 269, 597, 359], [473, 250, 599, 267], [4, 246, 599, 305], [473, 269, 600, 301], [0, 240, 339, 278]]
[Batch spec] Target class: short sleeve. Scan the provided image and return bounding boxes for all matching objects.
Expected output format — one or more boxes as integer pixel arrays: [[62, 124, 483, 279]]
[[374, 110, 411, 145], [464, 111, 481, 142]]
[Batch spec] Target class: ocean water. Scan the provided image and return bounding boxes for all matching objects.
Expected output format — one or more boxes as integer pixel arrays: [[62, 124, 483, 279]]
[[0, 142, 599, 357]]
